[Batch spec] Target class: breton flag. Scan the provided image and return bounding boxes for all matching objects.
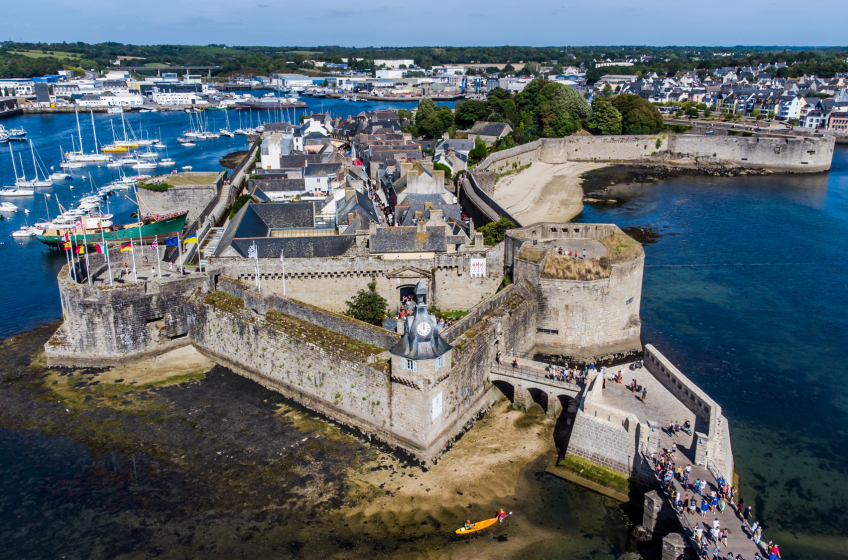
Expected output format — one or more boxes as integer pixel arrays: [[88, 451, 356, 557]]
[[247, 245, 258, 259], [75, 245, 85, 254], [95, 243, 106, 254], [120, 242, 133, 252], [150, 240, 158, 250], [62, 241, 71, 251], [184, 234, 198, 245], [165, 236, 179, 247]]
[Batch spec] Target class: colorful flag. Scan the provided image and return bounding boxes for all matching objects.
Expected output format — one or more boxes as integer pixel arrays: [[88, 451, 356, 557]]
[[150, 240, 158, 250], [62, 241, 71, 250], [75, 245, 85, 254], [247, 245, 257, 259], [63, 231, 70, 242], [95, 243, 106, 254], [184, 235, 197, 245], [74, 220, 83, 231], [120, 242, 133, 252], [165, 236, 179, 247]]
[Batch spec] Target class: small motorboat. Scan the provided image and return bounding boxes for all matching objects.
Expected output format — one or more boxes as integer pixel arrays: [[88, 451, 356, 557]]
[[0, 202, 18, 212], [50, 171, 73, 180], [12, 226, 40, 237], [158, 158, 176, 167], [0, 187, 35, 197], [182, 166, 193, 171]]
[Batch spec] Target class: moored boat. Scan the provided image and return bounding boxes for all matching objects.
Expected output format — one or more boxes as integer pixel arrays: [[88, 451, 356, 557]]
[[36, 210, 188, 248]]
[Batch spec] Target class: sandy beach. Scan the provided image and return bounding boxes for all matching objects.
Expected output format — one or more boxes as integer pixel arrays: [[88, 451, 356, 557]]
[[494, 161, 607, 224]]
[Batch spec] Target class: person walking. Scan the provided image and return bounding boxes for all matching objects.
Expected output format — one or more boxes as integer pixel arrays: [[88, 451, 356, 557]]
[[641, 387, 647, 404], [743, 506, 752, 526]]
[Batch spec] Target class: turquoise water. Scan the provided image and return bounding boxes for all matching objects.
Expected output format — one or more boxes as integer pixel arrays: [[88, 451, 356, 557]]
[[577, 146, 848, 559]]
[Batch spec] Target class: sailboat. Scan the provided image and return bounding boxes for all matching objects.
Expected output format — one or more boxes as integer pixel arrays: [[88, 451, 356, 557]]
[[220, 111, 235, 137], [65, 109, 111, 163], [4, 147, 36, 194], [20, 141, 53, 187]]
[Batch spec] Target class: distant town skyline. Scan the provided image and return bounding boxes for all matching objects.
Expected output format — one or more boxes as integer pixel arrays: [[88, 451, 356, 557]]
[[2, 0, 847, 48]]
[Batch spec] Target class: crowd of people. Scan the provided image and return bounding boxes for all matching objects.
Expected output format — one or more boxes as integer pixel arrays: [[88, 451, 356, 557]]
[[389, 295, 457, 329], [652, 448, 780, 560], [543, 363, 589, 385], [552, 246, 588, 259]]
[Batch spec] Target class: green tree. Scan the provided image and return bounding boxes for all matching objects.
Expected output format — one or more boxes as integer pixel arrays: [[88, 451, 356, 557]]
[[751, 109, 761, 118], [477, 217, 516, 246], [610, 94, 664, 135], [588, 98, 622, 135], [684, 107, 698, 118], [415, 98, 439, 126], [433, 162, 452, 181], [455, 99, 488, 127], [468, 137, 488, 166], [344, 282, 387, 325], [502, 63, 515, 74]]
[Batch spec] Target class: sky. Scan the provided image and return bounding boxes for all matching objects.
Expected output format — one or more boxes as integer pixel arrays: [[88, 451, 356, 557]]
[[2, 0, 847, 47]]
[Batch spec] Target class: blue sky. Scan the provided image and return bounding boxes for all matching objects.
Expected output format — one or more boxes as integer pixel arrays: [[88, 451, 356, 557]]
[[2, 0, 847, 46]]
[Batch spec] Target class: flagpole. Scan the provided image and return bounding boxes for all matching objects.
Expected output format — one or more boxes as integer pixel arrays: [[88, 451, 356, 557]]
[[281, 248, 286, 296], [81, 221, 91, 285], [154, 235, 161, 278], [178, 239, 184, 276], [69, 232, 77, 282], [63, 235, 73, 281], [131, 239, 138, 282], [100, 223, 112, 286]]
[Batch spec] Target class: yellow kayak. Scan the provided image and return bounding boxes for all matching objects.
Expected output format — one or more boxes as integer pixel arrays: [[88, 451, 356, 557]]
[[456, 518, 498, 535]]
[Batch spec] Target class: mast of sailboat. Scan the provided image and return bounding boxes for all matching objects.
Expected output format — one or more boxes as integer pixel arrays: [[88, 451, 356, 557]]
[[75, 109, 84, 154], [121, 111, 128, 143], [19, 153, 27, 181], [10, 145, 19, 182], [30, 140, 39, 182], [90, 111, 99, 153]]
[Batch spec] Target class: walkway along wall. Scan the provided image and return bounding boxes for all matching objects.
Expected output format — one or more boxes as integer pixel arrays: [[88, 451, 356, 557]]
[[643, 345, 734, 478]]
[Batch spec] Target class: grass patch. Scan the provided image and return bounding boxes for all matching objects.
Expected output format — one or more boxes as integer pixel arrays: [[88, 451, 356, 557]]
[[599, 232, 643, 264], [516, 247, 547, 264], [556, 454, 630, 494], [203, 291, 245, 314], [494, 163, 531, 184], [265, 310, 386, 365], [542, 254, 610, 280], [12, 49, 80, 59], [137, 181, 170, 192]]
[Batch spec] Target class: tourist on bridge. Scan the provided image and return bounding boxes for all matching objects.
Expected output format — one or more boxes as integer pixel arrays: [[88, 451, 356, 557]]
[[700, 498, 709, 517]]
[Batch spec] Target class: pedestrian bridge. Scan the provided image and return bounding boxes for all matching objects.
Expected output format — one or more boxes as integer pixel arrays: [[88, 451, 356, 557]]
[[489, 362, 585, 419]]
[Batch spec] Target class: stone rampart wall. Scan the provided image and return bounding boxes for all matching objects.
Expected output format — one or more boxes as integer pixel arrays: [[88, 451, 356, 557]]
[[46, 267, 210, 367], [566, 409, 639, 474], [137, 172, 224, 225], [466, 173, 522, 227], [476, 139, 542, 171], [476, 135, 834, 173], [210, 246, 504, 314], [644, 345, 733, 477], [441, 280, 532, 343], [217, 276, 400, 350]]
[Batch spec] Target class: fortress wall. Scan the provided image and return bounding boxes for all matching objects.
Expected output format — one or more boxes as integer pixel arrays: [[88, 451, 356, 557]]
[[566, 409, 639, 474], [476, 139, 542, 171], [441, 280, 534, 343], [46, 268, 210, 367], [186, 303, 431, 452], [137, 173, 224, 225], [540, 135, 667, 164], [428, 282, 538, 454], [533, 255, 644, 360], [478, 135, 833, 173], [667, 134, 834, 172], [217, 276, 401, 350], [644, 345, 733, 477], [211, 248, 503, 314]]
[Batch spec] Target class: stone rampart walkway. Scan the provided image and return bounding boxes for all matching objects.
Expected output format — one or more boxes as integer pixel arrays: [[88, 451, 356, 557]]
[[652, 430, 765, 560]]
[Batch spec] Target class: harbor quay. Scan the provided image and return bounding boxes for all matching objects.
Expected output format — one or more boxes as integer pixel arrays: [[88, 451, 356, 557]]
[[44, 217, 760, 558]]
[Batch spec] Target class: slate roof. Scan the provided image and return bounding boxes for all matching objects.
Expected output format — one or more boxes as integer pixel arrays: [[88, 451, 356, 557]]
[[336, 189, 380, 227], [303, 163, 343, 177], [230, 236, 356, 258], [370, 226, 448, 253], [398, 203, 464, 226], [435, 139, 474, 153], [469, 121, 512, 137], [280, 155, 320, 168], [249, 179, 306, 193]]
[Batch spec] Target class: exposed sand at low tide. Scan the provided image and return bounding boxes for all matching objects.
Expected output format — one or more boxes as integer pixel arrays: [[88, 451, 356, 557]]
[[494, 161, 607, 224]]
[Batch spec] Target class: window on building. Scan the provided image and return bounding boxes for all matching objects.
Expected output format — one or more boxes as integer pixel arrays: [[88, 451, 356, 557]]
[[435, 356, 445, 370], [404, 359, 416, 372]]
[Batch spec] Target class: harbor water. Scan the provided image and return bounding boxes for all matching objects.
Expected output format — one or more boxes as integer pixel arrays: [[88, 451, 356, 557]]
[[0, 100, 845, 558]]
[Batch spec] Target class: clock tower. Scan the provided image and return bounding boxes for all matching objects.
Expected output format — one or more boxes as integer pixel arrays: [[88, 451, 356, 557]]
[[390, 281, 452, 382]]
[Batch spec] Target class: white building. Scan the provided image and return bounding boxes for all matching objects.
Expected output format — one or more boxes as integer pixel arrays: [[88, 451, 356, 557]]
[[376, 69, 406, 80], [270, 74, 314, 90], [374, 59, 415, 69], [260, 132, 293, 169], [151, 88, 198, 105], [76, 92, 144, 108], [0, 79, 34, 95]]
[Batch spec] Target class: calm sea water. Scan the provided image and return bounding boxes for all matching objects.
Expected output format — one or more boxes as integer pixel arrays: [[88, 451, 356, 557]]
[[578, 145, 848, 559], [0, 103, 844, 558]]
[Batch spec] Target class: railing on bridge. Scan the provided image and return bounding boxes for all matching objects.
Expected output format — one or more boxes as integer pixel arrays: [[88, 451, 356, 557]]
[[490, 362, 585, 391]]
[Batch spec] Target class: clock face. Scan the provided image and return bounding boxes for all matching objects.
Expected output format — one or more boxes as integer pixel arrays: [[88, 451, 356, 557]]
[[416, 322, 432, 336]]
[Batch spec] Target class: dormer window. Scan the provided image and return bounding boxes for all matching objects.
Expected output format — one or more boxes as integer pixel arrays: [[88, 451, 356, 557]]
[[403, 359, 417, 372]]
